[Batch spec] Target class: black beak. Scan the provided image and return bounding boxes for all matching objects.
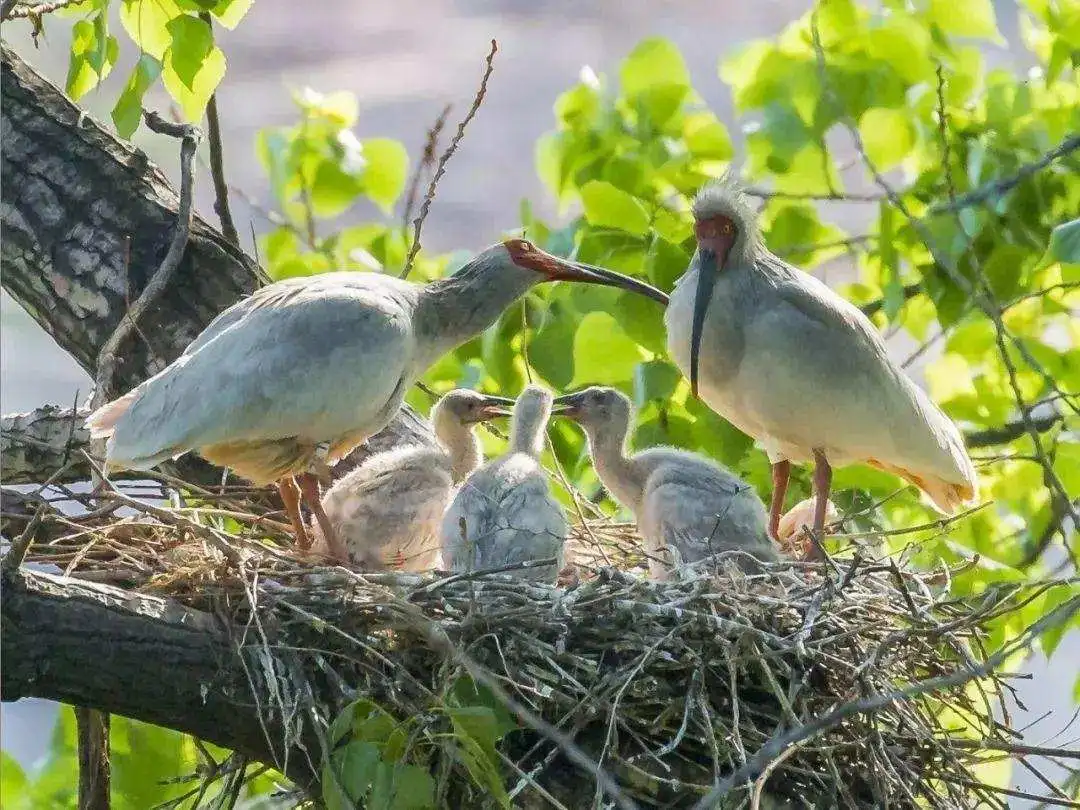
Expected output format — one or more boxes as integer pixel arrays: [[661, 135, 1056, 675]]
[[552, 390, 588, 418], [689, 249, 721, 399], [549, 256, 669, 306], [470, 394, 517, 422]]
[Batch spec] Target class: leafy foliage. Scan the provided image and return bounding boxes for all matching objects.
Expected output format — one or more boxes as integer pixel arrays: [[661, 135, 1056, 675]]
[[322, 678, 516, 810], [9, 0, 1080, 804]]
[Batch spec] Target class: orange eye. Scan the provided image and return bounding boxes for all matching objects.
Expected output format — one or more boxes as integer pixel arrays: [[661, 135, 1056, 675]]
[[720, 221, 734, 235], [517, 240, 533, 252]]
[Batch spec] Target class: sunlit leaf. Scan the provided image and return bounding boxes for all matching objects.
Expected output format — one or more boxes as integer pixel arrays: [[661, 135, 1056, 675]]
[[929, 0, 1000, 40], [210, 0, 252, 28], [580, 181, 651, 236], [111, 54, 162, 137], [1048, 218, 1080, 264], [571, 312, 645, 386], [120, 0, 183, 60], [162, 15, 226, 120], [857, 108, 915, 170], [620, 37, 690, 124], [359, 138, 409, 213], [66, 16, 119, 100]]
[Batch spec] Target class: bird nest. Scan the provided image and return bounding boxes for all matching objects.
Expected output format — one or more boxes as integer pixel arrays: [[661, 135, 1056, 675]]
[[16, 481, 1075, 809]]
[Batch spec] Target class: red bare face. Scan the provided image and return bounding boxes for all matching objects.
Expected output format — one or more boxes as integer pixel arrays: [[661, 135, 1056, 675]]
[[695, 215, 737, 257], [503, 238, 573, 278]]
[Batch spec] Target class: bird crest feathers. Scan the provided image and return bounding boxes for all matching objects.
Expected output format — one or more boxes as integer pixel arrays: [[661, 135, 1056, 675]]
[[691, 173, 761, 249]]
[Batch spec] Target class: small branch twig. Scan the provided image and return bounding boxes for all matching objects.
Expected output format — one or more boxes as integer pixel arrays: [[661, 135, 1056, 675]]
[[5, 0, 85, 18], [198, 13, 239, 248], [965, 411, 1063, 448], [400, 39, 498, 279], [401, 104, 452, 233], [929, 133, 1080, 215], [91, 112, 202, 411], [743, 187, 884, 203], [1, 0, 19, 21]]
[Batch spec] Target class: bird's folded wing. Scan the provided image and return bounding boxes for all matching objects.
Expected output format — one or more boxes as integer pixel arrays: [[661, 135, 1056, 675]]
[[106, 281, 415, 464]]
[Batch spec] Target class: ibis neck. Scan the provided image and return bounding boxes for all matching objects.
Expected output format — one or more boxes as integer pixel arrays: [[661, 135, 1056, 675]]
[[511, 408, 548, 458], [435, 420, 483, 484], [415, 261, 538, 366], [582, 416, 643, 512]]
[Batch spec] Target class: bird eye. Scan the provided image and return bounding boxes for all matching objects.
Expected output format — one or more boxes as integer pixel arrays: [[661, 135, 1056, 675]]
[[516, 240, 533, 252], [720, 221, 734, 235]]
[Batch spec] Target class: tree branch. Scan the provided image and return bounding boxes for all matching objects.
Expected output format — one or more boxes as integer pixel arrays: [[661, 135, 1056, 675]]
[[0, 46, 437, 487], [0, 567, 320, 787], [198, 11, 240, 248]]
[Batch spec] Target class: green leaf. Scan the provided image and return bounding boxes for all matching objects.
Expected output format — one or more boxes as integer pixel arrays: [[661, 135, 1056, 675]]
[[359, 138, 409, 214], [571, 312, 645, 386], [111, 55, 162, 138], [331, 740, 381, 804], [1048, 218, 1080, 263], [925, 353, 977, 403], [682, 112, 734, 160], [66, 16, 119, 100], [210, 0, 252, 28], [369, 763, 435, 810], [580, 181, 650, 236], [1053, 442, 1080, 497], [162, 15, 226, 120], [621, 36, 690, 95], [448, 676, 517, 738], [620, 38, 691, 126], [0, 753, 28, 807], [530, 303, 579, 389], [929, 0, 1000, 39], [857, 108, 914, 171], [120, 0, 183, 60], [634, 360, 680, 407], [309, 161, 365, 218], [165, 14, 212, 88], [447, 707, 510, 808], [981, 243, 1028, 300]]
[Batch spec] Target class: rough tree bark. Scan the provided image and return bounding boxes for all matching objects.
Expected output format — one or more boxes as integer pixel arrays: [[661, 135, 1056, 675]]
[[0, 567, 319, 786], [0, 45, 436, 491]]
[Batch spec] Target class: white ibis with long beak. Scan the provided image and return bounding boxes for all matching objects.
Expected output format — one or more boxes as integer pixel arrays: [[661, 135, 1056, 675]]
[[310, 389, 515, 569], [665, 175, 977, 555], [555, 386, 780, 578], [441, 385, 568, 583], [86, 240, 667, 558]]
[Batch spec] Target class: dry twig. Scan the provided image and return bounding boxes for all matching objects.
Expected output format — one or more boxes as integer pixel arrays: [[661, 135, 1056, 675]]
[[401, 39, 498, 279]]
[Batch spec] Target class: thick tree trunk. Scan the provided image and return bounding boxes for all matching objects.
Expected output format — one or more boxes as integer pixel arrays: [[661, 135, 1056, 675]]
[[0, 45, 436, 489], [0, 567, 320, 786]]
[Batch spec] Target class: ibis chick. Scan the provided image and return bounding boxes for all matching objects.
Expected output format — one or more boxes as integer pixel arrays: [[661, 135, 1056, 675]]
[[86, 240, 667, 559], [310, 389, 515, 569], [556, 386, 780, 579], [666, 175, 977, 554], [441, 385, 567, 583]]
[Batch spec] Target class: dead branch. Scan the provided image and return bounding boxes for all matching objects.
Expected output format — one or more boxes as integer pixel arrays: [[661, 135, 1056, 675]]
[[401, 39, 498, 278]]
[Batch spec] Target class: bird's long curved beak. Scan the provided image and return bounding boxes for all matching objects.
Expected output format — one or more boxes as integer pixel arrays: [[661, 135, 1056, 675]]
[[689, 249, 722, 399], [551, 391, 587, 418], [539, 251, 669, 306]]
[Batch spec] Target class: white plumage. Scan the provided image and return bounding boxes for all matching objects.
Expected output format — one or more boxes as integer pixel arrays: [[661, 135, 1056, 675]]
[[441, 385, 567, 583], [310, 389, 513, 571], [666, 175, 978, 551]]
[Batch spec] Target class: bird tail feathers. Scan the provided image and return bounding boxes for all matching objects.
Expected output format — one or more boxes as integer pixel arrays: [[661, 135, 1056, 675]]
[[85, 390, 139, 439]]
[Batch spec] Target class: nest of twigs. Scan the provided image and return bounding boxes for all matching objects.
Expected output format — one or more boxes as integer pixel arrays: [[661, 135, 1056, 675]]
[[16, 478, 1076, 809]]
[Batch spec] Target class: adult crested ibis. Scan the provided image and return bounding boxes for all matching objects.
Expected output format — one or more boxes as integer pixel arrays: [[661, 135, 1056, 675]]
[[441, 384, 567, 583], [555, 386, 780, 578], [665, 174, 977, 554], [86, 239, 668, 558], [310, 388, 515, 570]]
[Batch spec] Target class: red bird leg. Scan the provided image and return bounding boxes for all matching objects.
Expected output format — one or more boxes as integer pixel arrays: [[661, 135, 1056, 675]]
[[298, 472, 346, 561], [768, 460, 791, 541], [277, 477, 311, 549], [808, 449, 833, 561]]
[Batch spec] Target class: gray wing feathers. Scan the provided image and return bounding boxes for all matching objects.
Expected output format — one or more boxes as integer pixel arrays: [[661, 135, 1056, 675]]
[[639, 455, 776, 577], [105, 275, 417, 466], [442, 455, 567, 583]]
